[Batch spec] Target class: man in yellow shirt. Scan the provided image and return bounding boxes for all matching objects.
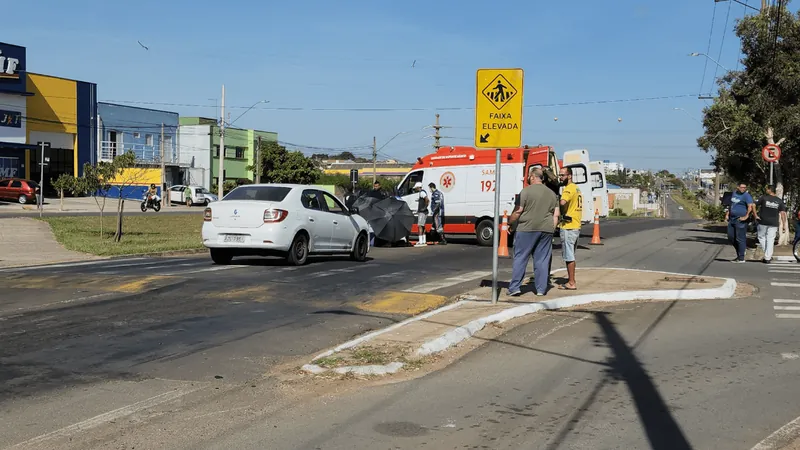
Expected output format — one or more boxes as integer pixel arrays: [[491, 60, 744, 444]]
[[558, 167, 582, 290]]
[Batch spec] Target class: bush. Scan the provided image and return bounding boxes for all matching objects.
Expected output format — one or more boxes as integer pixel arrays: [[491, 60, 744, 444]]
[[703, 204, 726, 222], [610, 207, 627, 217]]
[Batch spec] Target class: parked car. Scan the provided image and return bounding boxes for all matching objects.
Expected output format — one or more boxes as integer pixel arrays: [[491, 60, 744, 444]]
[[169, 185, 218, 206], [0, 178, 40, 204], [201, 184, 370, 266]]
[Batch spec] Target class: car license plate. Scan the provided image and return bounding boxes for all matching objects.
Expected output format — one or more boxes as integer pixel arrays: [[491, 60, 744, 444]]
[[223, 235, 245, 243]]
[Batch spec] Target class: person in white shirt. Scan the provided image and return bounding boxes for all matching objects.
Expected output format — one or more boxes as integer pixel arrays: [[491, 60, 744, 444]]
[[413, 182, 429, 247]]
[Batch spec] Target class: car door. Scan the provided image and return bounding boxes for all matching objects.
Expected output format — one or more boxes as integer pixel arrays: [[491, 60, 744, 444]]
[[300, 189, 332, 251], [0, 180, 9, 200], [320, 191, 356, 250], [169, 186, 183, 203]]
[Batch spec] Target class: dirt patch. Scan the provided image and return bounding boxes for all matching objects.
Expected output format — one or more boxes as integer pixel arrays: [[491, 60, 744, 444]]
[[312, 344, 434, 373], [734, 282, 758, 298]]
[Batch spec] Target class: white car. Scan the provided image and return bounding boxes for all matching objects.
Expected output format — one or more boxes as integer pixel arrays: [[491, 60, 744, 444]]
[[170, 185, 218, 206], [202, 184, 371, 266]]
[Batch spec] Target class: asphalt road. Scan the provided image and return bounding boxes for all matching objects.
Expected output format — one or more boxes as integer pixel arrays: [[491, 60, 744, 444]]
[[0, 210, 693, 449], [200, 202, 800, 450]]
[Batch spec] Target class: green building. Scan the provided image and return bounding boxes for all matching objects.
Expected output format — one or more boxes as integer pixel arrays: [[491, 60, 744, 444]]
[[178, 117, 278, 189]]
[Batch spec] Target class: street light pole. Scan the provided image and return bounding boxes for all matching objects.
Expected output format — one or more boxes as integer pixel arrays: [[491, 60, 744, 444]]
[[689, 52, 730, 71], [218, 85, 225, 199]]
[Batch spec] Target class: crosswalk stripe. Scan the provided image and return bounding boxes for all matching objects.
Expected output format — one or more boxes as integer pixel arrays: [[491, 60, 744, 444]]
[[403, 271, 491, 294], [774, 299, 800, 303], [772, 282, 800, 287], [774, 306, 800, 311], [769, 270, 800, 274], [776, 314, 800, 319]]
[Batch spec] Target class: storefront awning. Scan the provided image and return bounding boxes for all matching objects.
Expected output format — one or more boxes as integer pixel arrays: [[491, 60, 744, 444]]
[[0, 141, 38, 150]]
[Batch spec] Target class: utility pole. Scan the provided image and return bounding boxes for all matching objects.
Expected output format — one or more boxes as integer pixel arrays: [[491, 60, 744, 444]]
[[714, 169, 721, 206], [161, 123, 169, 207], [38, 141, 46, 218], [372, 136, 377, 183], [433, 114, 441, 150], [255, 135, 262, 184], [218, 84, 225, 198]]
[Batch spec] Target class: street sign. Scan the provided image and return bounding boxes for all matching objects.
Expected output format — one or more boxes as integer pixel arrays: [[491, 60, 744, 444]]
[[475, 68, 524, 148], [349, 168, 359, 185], [762, 144, 781, 162]]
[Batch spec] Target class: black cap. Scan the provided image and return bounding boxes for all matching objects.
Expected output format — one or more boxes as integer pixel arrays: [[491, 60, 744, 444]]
[[428, 182, 436, 188]]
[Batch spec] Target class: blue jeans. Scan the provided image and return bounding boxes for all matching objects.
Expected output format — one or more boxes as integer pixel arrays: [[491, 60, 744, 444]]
[[509, 231, 553, 295], [727, 218, 747, 261]]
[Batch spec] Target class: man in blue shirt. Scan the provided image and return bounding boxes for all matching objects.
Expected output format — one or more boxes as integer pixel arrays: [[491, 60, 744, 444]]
[[725, 182, 754, 262]]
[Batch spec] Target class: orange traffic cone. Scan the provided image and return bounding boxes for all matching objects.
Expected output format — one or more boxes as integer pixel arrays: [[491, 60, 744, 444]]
[[498, 210, 510, 257], [589, 209, 603, 245]]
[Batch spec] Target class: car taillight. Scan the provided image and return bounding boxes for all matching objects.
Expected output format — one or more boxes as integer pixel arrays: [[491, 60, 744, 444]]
[[264, 209, 288, 223], [204, 207, 212, 221]]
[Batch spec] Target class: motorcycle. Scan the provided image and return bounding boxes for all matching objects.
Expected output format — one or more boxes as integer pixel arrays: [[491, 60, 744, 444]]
[[141, 195, 161, 212]]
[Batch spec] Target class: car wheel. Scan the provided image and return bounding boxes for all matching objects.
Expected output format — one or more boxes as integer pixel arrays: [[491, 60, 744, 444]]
[[204, 199, 209, 206], [350, 232, 368, 262], [476, 220, 494, 247], [287, 233, 309, 266], [18, 194, 27, 204], [210, 249, 233, 265], [186, 198, 193, 207]]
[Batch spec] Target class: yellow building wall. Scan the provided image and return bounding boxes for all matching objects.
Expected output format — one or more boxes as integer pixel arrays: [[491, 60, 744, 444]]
[[25, 74, 79, 177], [110, 168, 162, 186]]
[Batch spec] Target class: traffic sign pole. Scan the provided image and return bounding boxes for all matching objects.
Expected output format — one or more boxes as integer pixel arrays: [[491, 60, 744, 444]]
[[492, 148, 501, 304], [770, 161, 774, 186]]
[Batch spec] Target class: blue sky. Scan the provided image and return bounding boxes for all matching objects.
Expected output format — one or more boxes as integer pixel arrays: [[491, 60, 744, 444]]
[[10, 0, 760, 172]]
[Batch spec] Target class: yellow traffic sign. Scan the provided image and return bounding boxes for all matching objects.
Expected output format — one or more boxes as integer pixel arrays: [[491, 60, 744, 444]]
[[475, 68, 524, 148]]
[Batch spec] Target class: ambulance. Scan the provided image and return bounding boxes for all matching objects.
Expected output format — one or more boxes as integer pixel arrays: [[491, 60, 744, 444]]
[[395, 145, 592, 246], [589, 160, 609, 217]]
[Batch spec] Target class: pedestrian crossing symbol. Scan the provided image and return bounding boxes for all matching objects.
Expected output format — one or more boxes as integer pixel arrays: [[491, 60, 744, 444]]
[[481, 74, 518, 110]]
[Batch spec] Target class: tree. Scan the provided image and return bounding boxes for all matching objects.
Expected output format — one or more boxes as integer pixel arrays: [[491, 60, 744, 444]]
[[698, 4, 799, 245], [105, 152, 143, 242], [51, 174, 74, 211], [72, 161, 117, 238], [248, 141, 321, 185]]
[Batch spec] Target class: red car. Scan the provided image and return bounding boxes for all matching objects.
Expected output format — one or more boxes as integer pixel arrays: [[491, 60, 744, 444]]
[[0, 178, 40, 204]]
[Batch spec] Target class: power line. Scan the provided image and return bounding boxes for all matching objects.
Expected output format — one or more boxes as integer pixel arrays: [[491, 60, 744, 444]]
[[700, 1, 719, 95], [714, 0, 734, 82], [97, 94, 698, 112]]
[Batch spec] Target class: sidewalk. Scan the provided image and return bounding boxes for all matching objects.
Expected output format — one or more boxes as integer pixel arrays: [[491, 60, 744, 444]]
[[0, 218, 99, 267], [0, 197, 204, 214], [302, 267, 736, 376]]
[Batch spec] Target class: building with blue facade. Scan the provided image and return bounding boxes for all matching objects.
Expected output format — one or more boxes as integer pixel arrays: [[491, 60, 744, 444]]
[[97, 102, 179, 166]]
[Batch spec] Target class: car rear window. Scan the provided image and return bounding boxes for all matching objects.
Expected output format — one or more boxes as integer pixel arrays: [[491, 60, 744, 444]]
[[223, 186, 292, 202], [27, 181, 39, 189]]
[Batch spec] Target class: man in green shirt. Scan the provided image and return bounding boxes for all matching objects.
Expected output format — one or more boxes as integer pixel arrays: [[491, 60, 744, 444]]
[[508, 167, 560, 296]]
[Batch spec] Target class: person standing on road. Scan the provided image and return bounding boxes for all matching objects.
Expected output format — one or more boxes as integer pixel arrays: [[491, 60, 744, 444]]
[[507, 168, 560, 297], [413, 182, 429, 247], [428, 182, 446, 245], [558, 167, 582, 290], [754, 185, 787, 264], [725, 182, 754, 263]]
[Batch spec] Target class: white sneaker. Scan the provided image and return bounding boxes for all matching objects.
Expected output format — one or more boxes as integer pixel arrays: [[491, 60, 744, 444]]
[[414, 242, 426, 247]]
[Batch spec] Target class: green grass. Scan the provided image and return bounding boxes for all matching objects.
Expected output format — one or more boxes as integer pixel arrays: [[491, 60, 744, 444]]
[[42, 214, 205, 256]]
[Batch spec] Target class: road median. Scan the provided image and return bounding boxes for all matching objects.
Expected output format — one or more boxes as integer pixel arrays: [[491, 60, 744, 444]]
[[302, 268, 737, 377]]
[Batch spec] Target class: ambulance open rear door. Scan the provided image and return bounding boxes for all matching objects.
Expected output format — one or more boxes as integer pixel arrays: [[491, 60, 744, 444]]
[[589, 160, 609, 217], [561, 149, 594, 223]]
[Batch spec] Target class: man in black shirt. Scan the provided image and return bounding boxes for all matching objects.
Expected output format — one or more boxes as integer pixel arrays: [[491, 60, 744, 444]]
[[754, 185, 787, 263]]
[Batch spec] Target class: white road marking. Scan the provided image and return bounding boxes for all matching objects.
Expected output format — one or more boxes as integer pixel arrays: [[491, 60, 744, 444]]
[[771, 282, 800, 288], [0, 292, 117, 317], [751, 413, 800, 450], [8, 385, 204, 448], [161, 265, 240, 276], [774, 306, 800, 311], [403, 271, 491, 294], [774, 299, 800, 304], [781, 353, 800, 360], [0, 258, 147, 273], [775, 314, 800, 319], [769, 270, 800, 274]]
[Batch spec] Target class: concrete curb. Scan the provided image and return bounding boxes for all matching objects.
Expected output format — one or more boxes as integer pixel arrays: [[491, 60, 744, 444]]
[[302, 268, 738, 376]]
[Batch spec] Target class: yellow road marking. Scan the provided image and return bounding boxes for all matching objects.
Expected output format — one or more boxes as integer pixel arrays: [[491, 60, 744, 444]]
[[356, 291, 449, 315], [0, 274, 177, 293], [213, 285, 272, 302]]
